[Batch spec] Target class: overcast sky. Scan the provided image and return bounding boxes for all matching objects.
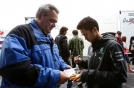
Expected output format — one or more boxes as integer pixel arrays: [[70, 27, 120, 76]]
[[0, 0, 134, 55], [0, 0, 134, 31]]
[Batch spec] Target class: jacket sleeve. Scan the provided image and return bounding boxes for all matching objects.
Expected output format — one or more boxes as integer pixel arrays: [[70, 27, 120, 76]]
[[0, 35, 60, 87], [78, 60, 88, 69], [58, 55, 69, 71], [81, 38, 84, 50], [69, 39, 72, 50], [81, 43, 127, 85]]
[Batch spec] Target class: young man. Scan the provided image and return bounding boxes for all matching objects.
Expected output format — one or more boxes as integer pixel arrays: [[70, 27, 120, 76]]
[[116, 31, 123, 48], [69, 30, 84, 68], [73, 16, 127, 88], [55, 26, 72, 88], [0, 4, 71, 88]]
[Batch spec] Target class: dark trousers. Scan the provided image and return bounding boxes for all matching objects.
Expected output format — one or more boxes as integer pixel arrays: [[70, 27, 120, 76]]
[[71, 56, 76, 68], [67, 61, 72, 88], [130, 51, 134, 65], [125, 54, 130, 63]]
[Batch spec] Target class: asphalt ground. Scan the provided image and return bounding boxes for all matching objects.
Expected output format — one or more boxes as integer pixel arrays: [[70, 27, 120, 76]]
[[60, 57, 134, 88], [59, 65, 134, 88], [0, 57, 134, 88]]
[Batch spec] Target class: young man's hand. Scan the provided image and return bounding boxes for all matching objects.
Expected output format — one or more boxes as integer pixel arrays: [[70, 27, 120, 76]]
[[74, 56, 82, 64], [70, 74, 81, 82]]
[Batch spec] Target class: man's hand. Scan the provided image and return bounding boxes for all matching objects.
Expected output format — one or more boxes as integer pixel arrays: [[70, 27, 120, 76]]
[[66, 65, 72, 69], [71, 74, 81, 82], [58, 71, 70, 84], [74, 56, 82, 64]]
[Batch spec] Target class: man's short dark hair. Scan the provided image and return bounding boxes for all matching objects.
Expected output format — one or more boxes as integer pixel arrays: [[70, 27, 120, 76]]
[[72, 30, 78, 35], [77, 16, 99, 32], [117, 31, 122, 35], [59, 26, 68, 34]]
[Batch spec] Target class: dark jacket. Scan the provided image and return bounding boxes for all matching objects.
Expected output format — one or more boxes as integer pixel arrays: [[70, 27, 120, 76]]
[[129, 36, 134, 52], [55, 34, 70, 62], [116, 37, 124, 49], [79, 33, 127, 88]]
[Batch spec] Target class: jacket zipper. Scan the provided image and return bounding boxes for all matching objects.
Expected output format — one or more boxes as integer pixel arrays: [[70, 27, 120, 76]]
[[93, 52, 96, 69]]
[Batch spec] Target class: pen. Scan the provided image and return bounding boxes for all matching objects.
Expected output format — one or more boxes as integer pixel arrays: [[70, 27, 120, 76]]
[[77, 55, 80, 58]]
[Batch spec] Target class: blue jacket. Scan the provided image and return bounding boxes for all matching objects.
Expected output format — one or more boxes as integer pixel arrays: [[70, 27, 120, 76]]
[[0, 20, 68, 88]]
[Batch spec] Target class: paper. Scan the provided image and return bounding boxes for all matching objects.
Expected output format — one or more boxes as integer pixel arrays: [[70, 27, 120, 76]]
[[63, 68, 77, 77]]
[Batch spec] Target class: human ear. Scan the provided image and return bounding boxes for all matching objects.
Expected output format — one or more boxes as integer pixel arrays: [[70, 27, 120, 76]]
[[37, 13, 42, 20], [92, 27, 97, 33]]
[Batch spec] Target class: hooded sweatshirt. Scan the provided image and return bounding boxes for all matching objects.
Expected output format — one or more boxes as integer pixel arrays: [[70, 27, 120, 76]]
[[80, 33, 127, 88]]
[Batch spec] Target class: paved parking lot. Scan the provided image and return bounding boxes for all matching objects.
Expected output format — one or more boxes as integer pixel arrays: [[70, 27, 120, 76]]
[[122, 65, 134, 88]]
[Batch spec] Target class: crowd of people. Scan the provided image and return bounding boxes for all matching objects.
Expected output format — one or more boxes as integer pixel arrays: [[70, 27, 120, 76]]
[[0, 3, 133, 88], [116, 31, 134, 73]]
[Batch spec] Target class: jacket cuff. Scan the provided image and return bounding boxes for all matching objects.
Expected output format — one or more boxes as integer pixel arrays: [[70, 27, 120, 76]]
[[81, 69, 95, 83], [52, 70, 60, 86], [81, 70, 88, 82]]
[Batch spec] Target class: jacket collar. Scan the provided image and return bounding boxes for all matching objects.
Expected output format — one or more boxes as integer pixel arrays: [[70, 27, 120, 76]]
[[29, 20, 52, 43]]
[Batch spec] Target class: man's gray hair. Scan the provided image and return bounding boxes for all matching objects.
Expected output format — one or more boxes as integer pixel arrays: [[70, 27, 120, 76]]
[[36, 4, 59, 18]]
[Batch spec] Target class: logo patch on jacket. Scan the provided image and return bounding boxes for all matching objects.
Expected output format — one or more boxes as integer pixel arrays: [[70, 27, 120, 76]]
[[100, 47, 104, 53]]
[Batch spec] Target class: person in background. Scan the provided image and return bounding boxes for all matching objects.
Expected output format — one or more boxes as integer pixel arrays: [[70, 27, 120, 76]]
[[55, 26, 72, 88], [122, 36, 134, 72], [55, 26, 70, 65], [116, 31, 134, 72], [116, 31, 123, 47], [129, 36, 134, 64], [69, 30, 84, 68], [73, 16, 127, 88], [0, 4, 71, 88], [69, 30, 84, 88]]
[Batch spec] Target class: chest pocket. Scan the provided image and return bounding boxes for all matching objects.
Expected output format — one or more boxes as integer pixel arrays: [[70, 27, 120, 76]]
[[30, 44, 52, 64], [30, 43, 61, 70], [33, 44, 51, 56]]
